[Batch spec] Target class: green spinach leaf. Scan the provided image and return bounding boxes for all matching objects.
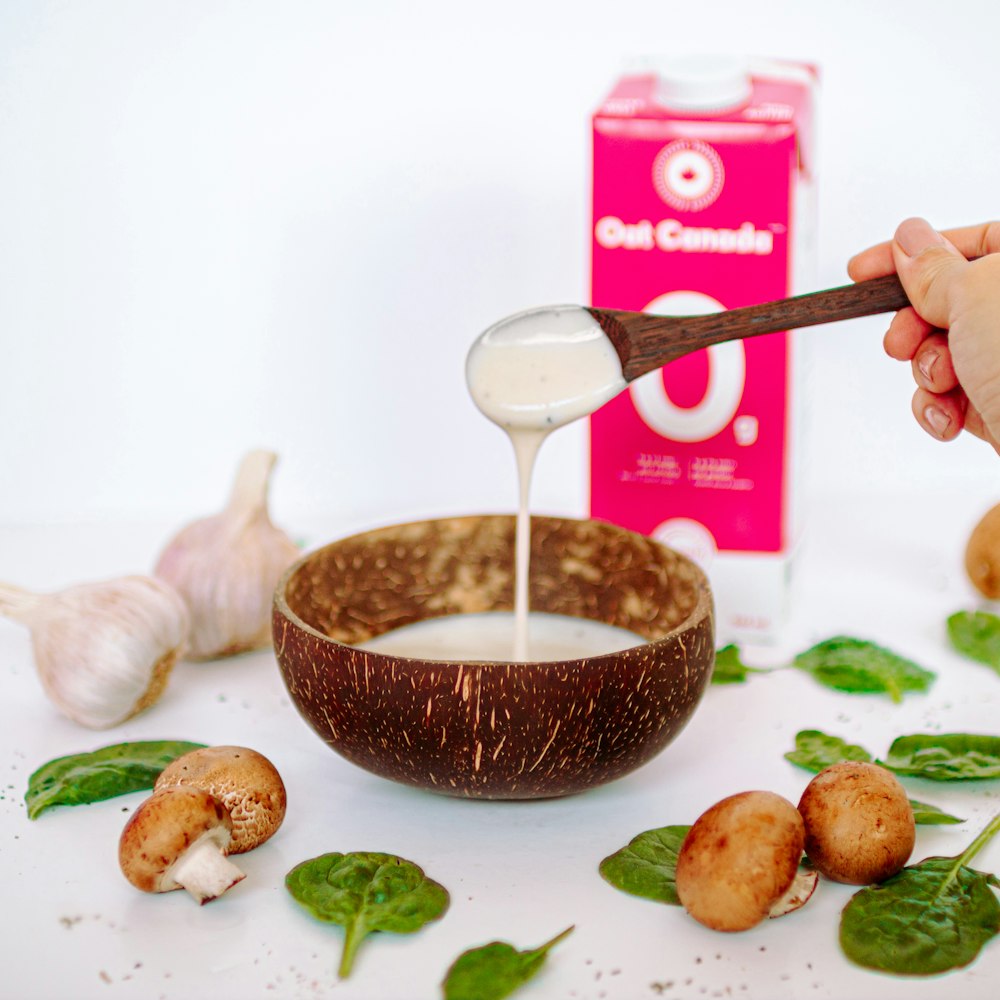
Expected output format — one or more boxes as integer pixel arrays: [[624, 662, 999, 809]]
[[840, 813, 1000, 974], [947, 610, 1000, 674], [599, 825, 690, 904], [711, 645, 763, 685], [285, 851, 449, 978], [784, 729, 873, 773], [442, 926, 573, 1000], [909, 800, 965, 825], [25, 740, 206, 820], [879, 733, 1000, 780], [792, 637, 935, 702]]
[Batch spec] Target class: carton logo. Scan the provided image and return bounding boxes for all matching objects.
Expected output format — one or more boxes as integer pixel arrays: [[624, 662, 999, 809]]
[[652, 139, 724, 212]]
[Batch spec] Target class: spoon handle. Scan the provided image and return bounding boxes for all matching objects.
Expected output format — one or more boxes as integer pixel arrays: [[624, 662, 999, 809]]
[[593, 272, 910, 382], [713, 271, 910, 335]]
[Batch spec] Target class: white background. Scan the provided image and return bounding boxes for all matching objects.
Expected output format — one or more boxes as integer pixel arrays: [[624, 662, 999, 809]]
[[2, 0, 1000, 531], [5, 4, 1000, 1000]]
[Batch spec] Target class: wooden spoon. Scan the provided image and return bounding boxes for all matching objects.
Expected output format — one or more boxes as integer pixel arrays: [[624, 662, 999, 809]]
[[588, 272, 909, 382]]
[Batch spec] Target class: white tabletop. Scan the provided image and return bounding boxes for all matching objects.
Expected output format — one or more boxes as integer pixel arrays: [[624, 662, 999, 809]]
[[3, 493, 1000, 1000]]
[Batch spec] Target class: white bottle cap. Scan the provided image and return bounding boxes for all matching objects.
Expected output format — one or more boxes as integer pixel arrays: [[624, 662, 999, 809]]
[[652, 54, 752, 111]]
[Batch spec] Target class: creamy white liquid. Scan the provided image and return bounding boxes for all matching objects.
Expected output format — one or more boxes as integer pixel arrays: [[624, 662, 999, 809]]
[[360, 611, 644, 663], [466, 305, 626, 432], [465, 305, 626, 659]]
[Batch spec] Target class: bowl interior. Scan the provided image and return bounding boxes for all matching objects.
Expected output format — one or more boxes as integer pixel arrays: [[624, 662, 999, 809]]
[[280, 514, 707, 654]]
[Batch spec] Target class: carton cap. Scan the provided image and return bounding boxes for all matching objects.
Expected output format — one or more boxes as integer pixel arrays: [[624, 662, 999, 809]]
[[652, 54, 752, 111]]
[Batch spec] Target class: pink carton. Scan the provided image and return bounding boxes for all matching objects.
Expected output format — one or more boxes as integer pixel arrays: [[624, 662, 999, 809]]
[[589, 59, 817, 643]]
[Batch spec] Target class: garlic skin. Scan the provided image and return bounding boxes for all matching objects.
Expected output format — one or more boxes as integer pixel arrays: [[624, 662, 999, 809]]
[[0, 575, 189, 729], [154, 449, 300, 661]]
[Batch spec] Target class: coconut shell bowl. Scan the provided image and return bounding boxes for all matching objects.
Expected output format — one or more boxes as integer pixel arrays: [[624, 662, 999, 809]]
[[273, 515, 714, 800]]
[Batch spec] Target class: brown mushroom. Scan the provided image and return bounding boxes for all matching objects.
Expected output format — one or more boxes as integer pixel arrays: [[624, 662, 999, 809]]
[[154, 745, 286, 853], [966, 502, 1000, 597], [797, 761, 915, 885], [119, 786, 245, 904], [676, 790, 806, 932]]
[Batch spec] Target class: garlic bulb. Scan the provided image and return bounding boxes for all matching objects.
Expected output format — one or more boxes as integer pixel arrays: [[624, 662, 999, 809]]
[[0, 575, 189, 729], [154, 449, 300, 661]]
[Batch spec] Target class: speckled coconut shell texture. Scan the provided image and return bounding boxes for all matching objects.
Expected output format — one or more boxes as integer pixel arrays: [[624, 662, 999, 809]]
[[273, 515, 714, 799]]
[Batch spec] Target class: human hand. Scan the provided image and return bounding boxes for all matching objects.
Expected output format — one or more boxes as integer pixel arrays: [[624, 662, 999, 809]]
[[848, 218, 1000, 452]]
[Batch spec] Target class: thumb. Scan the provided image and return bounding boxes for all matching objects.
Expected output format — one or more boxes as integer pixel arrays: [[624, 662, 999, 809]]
[[891, 217, 970, 328]]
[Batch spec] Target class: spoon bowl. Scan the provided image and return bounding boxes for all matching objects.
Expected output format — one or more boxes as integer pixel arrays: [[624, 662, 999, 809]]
[[466, 305, 626, 433]]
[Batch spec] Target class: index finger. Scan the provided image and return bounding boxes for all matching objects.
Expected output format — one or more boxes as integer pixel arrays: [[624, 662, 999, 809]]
[[847, 220, 1000, 281]]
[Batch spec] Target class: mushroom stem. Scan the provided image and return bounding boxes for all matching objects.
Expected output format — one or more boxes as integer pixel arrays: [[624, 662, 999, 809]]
[[170, 835, 246, 904], [768, 868, 819, 918]]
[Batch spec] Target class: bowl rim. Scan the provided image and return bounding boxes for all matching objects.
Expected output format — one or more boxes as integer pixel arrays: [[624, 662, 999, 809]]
[[273, 512, 713, 669]]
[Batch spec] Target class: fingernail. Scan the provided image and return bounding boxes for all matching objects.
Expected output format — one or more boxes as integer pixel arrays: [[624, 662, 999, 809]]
[[924, 404, 952, 438], [918, 352, 938, 383], [896, 217, 946, 257]]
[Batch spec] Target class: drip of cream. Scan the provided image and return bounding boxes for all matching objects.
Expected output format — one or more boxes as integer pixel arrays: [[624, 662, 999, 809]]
[[466, 305, 627, 660]]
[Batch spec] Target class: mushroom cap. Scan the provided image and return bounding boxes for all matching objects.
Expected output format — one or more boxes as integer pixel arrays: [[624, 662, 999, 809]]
[[154, 745, 286, 853], [119, 786, 233, 893], [676, 790, 805, 932], [797, 761, 915, 885]]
